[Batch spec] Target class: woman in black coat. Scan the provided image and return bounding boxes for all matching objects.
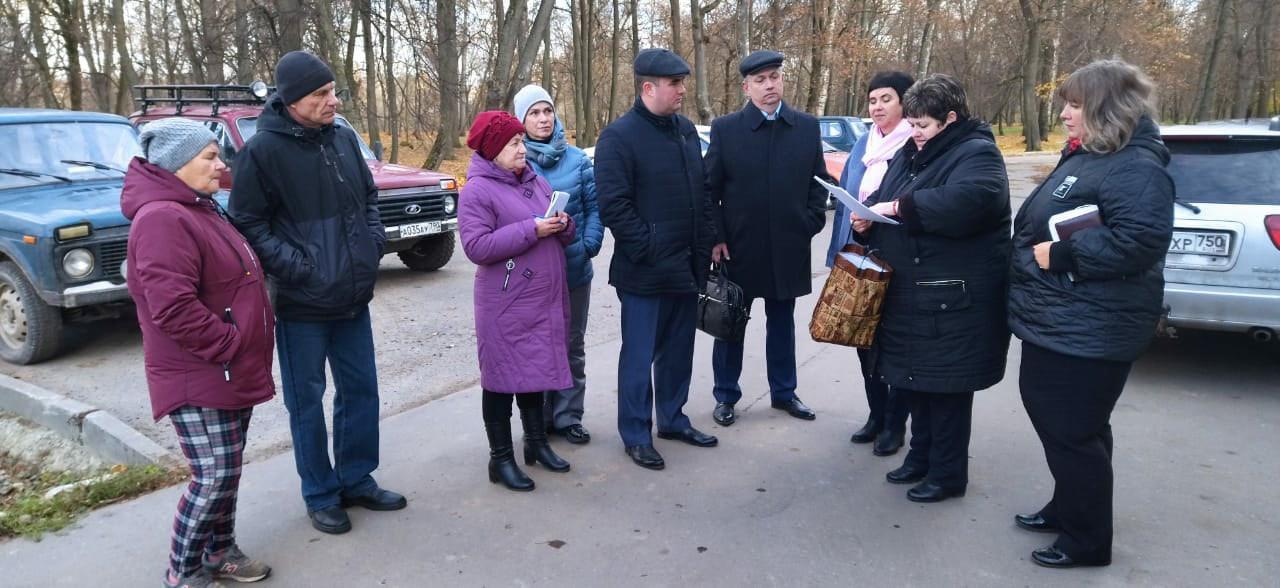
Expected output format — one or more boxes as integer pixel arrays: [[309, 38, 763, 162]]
[[1008, 60, 1173, 569], [852, 74, 1012, 504]]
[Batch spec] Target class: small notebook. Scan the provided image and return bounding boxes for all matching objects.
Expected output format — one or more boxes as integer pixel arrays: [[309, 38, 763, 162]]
[[543, 191, 569, 218], [1049, 205, 1102, 242]]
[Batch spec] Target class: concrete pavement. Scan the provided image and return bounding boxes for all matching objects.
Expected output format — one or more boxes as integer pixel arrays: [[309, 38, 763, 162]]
[[3, 268, 1277, 587]]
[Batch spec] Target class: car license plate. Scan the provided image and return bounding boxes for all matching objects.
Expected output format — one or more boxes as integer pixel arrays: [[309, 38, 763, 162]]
[[395, 221, 442, 238], [1168, 230, 1230, 256]]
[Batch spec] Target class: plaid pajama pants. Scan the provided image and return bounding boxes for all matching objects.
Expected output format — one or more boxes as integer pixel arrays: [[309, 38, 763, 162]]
[[168, 405, 253, 576]]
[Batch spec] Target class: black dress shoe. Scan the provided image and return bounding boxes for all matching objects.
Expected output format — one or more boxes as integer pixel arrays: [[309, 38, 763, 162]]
[[1031, 546, 1110, 568], [308, 506, 352, 534], [657, 427, 718, 447], [885, 464, 927, 484], [771, 397, 816, 420], [850, 419, 880, 443], [712, 402, 736, 426], [1015, 512, 1059, 533], [552, 424, 591, 444], [625, 444, 665, 470], [872, 430, 904, 456], [906, 481, 966, 503], [341, 487, 408, 511]]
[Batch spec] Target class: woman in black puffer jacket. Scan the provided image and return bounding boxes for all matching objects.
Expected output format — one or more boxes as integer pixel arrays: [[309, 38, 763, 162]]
[[852, 74, 1012, 505], [1007, 60, 1174, 569]]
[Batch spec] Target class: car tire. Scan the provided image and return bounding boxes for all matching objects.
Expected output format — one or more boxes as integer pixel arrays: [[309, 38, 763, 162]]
[[397, 232, 455, 272], [0, 261, 63, 365]]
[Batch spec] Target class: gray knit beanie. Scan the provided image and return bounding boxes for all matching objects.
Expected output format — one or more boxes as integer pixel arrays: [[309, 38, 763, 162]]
[[139, 118, 216, 173]]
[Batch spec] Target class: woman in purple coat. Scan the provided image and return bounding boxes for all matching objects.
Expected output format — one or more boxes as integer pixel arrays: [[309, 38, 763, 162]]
[[459, 111, 576, 491]]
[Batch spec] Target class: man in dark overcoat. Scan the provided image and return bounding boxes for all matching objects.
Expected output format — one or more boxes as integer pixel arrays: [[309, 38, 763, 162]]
[[596, 48, 720, 470], [705, 50, 830, 426]]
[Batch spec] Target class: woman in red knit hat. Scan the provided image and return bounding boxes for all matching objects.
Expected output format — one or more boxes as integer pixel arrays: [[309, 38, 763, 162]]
[[458, 111, 577, 491]]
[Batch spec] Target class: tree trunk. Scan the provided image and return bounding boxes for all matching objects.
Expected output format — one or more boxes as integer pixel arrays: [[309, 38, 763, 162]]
[[805, 0, 831, 114], [142, 0, 158, 82], [81, 0, 110, 110], [361, 0, 381, 144], [25, 0, 60, 108], [51, 0, 84, 109], [425, 0, 459, 169], [1255, 0, 1273, 116], [1040, 0, 1065, 136], [735, 0, 750, 63], [200, 0, 226, 82], [276, 0, 303, 54], [1018, 0, 1043, 152], [571, 0, 586, 141], [609, 0, 620, 121], [172, 0, 205, 81], [1230, 0, 1252, 119], [483, 0, 524, 109], [1194, 0, 1231, 122], [111, 0, 136, 114], [692, 0, 722, 123], [315, 0, 341, 79], [630, 0, 639, 96], [505, 0, 556, 104], [542, 16, 552, 88], [582, 0, 596, 144], [385, 0, 399, 162], [234, 0, 253, 82], [344, 2, 361, 114], [914, 0, 940, 78], [670, 0, 682, 57]]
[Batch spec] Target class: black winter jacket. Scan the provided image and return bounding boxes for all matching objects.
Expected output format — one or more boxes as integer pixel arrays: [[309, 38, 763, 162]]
[[1008, 116, 1174, 362], [863, 118, 1012, 394], [596, 99, 715, 296], [706, 102, 829, 300], [229, 96, 386, 321]]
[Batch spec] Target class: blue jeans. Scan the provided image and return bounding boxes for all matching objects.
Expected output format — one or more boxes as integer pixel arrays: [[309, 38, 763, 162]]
[[616, 292, 696, 447], [711, 298, 798, 405], [277, 306, 380, 512]]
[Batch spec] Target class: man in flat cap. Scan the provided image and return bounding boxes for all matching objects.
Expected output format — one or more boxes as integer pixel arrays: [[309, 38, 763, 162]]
[[230, 51, 406, 535], [704, 50, 829, 427], [596, 48, 719, 470]]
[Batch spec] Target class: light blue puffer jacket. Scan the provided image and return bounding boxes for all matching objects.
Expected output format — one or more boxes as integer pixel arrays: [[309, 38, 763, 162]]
[[525, 118, 603, 290]]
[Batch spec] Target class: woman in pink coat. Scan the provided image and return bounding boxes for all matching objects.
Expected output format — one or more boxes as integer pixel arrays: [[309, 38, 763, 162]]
[[459, 111, 576, 491]]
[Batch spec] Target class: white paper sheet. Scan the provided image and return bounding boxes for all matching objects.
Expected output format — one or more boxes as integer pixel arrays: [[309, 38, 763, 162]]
[[838, 251, 887, 272], [815, 176, 900, 225]]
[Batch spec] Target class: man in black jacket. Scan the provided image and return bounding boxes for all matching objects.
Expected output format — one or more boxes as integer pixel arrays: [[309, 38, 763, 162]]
[[230, 51, 405, 535], [596, 48, 719, 470], [705, 50, 829, 427]]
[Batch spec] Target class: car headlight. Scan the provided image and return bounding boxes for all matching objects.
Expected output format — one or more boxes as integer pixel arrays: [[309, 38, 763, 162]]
[[443, 195, 457, 215], [63, 248, 94, 279]]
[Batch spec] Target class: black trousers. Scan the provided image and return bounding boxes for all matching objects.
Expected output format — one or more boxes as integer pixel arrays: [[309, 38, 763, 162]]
[[482, 390, 543, 422], [1020, 341, 1132, 562], [901, 388, 974, 490], [858, 348, 909, 434]]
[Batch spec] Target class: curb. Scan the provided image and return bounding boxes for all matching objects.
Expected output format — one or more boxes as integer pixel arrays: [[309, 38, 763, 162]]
[[0, 373, 174, 466]]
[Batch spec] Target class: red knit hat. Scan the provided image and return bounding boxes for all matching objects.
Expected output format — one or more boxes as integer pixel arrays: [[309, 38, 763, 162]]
[[466, 111, 525, 160]]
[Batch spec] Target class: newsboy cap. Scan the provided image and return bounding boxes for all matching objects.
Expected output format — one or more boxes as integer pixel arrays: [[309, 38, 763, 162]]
[[739, 50, 785, 77], [633, 48, 690, 78]]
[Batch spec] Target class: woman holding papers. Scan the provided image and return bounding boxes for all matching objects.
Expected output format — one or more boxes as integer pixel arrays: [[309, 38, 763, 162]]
[[851, 74, 1012, 504], [826, 70, 916, 457], [458, 111, 576, 492], [1007, 60, 1174, 569]]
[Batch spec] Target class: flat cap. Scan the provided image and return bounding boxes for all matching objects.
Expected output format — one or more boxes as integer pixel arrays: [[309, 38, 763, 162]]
[[739, 50, 785, 77], [633, 48, 691, 78]]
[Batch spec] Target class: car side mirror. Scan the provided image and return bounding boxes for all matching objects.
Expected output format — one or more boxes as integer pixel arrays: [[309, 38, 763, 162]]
[[372, 141, 384, 161]]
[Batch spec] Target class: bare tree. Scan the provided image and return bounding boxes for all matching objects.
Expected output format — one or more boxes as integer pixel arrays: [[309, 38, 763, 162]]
[[200, 0, 226, 82], [360, 0, 381, 146], [24, 0, 60, 107], [172, 0, 204, 81], [692, 0, 723, 123], [276, 0, 303, 53], [735, 0, 750, 61], [48, 0, 84, 109], [670, 0, 682, 56], [1254, 0, 1273, 115], [609, 0, 620, 120], [110, 0, 135, 114], [425, 0, 459, 169], [1018, 0, 1044, 151], [384, 0, 399, 161], [1194, 0, 1231, 121], [915, 0, 941, 78]]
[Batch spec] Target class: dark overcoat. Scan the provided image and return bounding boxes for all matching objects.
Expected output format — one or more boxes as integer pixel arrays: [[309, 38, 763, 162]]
[[862, 118, 1012, 394], [705, 102, 829, 300]]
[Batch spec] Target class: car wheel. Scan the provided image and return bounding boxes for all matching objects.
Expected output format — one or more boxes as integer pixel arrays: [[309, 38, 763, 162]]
[[397, 232, 455, 272], [0, 261, 63, 365]]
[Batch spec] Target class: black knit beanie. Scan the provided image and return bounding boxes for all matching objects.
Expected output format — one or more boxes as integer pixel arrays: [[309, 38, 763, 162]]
[[275, 51, 336, 105]]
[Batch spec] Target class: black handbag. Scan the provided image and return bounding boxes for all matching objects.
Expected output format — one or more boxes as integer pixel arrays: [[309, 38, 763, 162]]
[[697, 263, 751, 343]]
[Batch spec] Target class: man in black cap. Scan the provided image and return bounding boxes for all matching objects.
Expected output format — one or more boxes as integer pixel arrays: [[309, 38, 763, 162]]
[[704, 50, 829, 427], [596, 48, 719, 470], [230, 50, 406, 535]]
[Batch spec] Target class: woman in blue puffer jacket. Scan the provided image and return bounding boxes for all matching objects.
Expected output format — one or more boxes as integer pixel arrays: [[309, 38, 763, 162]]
[[514, 84, 605, 445]]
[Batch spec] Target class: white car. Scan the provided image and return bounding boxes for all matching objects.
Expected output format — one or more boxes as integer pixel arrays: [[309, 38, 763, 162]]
[[582, 125, 711, 162]]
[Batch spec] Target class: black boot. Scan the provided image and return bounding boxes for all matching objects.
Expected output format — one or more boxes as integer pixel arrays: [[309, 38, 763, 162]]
[[850, 419, 880, 444], [485, 420, 534, 491], [521, 402, 570, 472]]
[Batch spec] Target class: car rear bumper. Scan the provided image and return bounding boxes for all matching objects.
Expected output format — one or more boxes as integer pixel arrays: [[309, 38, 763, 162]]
[[1163, 281, 1280, 332]]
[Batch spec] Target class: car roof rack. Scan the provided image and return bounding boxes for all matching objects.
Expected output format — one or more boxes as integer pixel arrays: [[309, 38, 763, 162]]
[[133, 84, 275, 115]]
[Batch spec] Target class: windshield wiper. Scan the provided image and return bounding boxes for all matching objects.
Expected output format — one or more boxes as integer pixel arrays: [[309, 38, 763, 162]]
[[0, 168, 72, 182], [1174, 196, 1201, 215], [60, 159, 126, 174]]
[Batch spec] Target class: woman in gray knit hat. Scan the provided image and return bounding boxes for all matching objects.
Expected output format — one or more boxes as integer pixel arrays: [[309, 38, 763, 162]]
[[124, 117, 276, 588]]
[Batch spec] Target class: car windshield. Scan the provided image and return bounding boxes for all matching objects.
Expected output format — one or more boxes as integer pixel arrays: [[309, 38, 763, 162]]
[[0, 122, 139, 190], [236, 115, 377, 160], [1166, 139, 1280, 205]]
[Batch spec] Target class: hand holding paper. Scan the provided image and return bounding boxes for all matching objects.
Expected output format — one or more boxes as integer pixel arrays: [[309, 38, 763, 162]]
[[814, 176, 900, 225]]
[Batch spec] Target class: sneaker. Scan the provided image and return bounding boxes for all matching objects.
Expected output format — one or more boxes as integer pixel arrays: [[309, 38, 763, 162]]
[[202, 545, 271, 583], [163, 569, 225, 588]]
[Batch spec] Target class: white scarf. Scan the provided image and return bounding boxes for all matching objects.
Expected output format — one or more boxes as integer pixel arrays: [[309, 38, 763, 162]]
[[858, 119, 913, 202]]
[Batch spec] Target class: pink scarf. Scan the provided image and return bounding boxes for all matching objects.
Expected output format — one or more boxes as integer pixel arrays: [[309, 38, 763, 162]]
[[858, 119, 913, 202]]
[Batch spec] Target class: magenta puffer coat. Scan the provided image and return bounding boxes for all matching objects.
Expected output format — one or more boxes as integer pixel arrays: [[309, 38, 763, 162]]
[[459, 153, 576, 394], [122, 158, 275, 420]]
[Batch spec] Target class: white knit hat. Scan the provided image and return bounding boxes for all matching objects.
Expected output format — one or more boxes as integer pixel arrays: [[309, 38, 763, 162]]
[[513, 84, 555, 123]]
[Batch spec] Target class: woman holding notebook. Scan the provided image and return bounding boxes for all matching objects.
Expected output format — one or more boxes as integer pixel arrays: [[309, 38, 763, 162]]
[[1007, 60, 1174, 569], [458, 110, 576, 492]]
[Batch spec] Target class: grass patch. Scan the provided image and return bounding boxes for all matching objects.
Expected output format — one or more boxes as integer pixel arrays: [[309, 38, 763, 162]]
[[0, 463, 185, 540], [993, 124, 1069, 155]]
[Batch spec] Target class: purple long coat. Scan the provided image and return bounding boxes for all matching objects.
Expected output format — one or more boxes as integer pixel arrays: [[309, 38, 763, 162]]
[[459, 153, 576, 393]]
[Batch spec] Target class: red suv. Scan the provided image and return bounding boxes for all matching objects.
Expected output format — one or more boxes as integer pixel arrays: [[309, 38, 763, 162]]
[[129, 83, 459, 271]]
